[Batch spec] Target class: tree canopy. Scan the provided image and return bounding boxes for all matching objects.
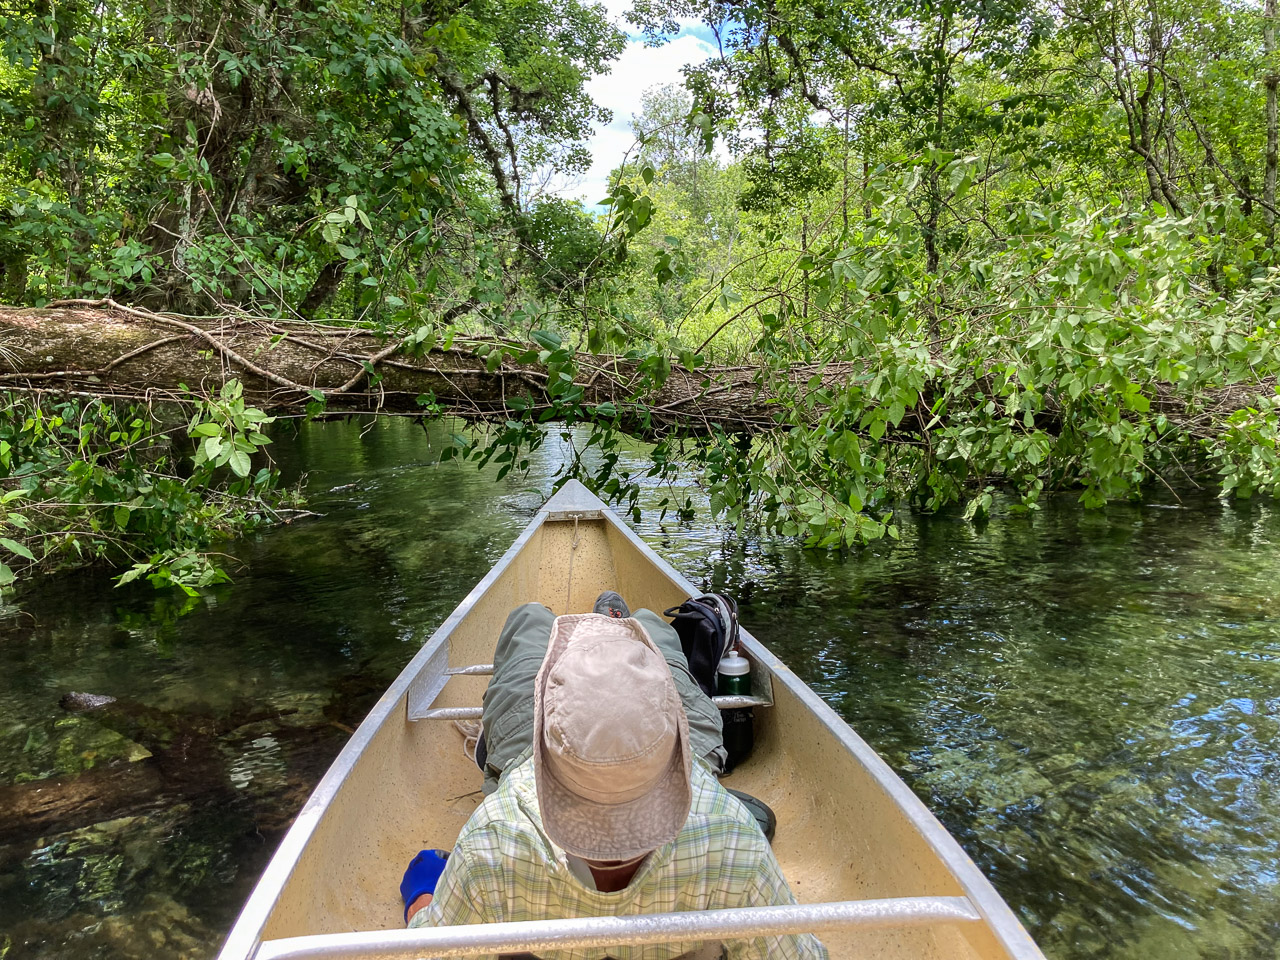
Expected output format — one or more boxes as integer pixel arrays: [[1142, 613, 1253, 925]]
[[2, 0, 1279, 584], [0, 0, 622, 315]]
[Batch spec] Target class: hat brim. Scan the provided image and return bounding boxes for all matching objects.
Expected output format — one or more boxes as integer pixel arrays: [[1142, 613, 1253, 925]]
[[533, 614, 693, 861]]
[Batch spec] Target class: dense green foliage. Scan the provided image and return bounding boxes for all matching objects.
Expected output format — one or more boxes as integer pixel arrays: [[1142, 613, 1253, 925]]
[[0, 0, 621, 319], [0, 383, 288, 590], [0, 0, 625, 585], [2, 0, 1280, 571], [600, 0, 1280, 544]]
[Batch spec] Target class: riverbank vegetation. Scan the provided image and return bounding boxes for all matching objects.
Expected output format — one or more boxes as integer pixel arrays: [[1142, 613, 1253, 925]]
[[2, 0, 1279, 582], [0, 382, 292, 588]]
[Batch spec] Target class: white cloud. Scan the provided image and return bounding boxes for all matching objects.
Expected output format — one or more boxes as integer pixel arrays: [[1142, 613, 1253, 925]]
[[554, 32, 717, 205], [596, 0, 710, 36], [596, 0, 636, 24]]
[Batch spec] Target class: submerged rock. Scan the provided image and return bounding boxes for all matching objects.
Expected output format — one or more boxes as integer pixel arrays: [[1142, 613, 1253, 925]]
[[59, 692, 118, 712], [4, 892, 212, 960]]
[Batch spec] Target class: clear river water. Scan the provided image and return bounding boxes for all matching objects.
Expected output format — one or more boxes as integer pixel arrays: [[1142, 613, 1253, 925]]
[[1, 418, 1278, 960]]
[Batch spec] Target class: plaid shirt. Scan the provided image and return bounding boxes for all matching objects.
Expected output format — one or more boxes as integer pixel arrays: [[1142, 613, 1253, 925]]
[[412, 756, 829, 960]]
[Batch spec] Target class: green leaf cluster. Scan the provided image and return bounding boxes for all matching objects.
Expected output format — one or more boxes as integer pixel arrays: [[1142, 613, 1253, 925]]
[[0, 384, 288, 592]]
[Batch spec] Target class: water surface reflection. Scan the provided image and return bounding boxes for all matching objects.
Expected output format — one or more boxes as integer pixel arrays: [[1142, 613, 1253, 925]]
[[1, 418, 1277, 960]]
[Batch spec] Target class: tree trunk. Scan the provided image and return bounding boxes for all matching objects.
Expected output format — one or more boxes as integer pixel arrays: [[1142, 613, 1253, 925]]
[[0, 303, 818, 433], [1265, 0, 1278, 242], [0, 248, 27, 304], [298, 260, 346, 319], [924, 163, 942, 274], [1, 303, 1270, 443]]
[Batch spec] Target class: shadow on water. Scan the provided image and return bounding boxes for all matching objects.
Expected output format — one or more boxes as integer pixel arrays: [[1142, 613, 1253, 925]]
[[1, 417, 1278, 960]]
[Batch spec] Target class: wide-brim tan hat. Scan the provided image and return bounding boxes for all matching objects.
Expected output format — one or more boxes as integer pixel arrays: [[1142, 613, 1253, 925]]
[[533, 613, 693, 862]]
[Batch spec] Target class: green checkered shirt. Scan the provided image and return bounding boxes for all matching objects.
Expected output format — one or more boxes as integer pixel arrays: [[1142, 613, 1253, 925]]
[[411, 756, 829, 960]]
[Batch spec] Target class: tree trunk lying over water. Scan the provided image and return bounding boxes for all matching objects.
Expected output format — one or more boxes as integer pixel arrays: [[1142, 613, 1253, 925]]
[[0, 301, 809, 433], [1, 301, 1272, 438]]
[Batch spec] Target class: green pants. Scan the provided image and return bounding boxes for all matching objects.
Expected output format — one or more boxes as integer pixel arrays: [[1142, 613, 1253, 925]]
[[480, 603, 727, 794]]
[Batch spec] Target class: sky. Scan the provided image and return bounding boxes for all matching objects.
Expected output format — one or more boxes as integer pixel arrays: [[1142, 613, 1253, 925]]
[[555, 2, 719, 204]]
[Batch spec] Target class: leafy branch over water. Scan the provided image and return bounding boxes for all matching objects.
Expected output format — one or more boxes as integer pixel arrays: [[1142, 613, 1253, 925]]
[[0, 381, 294, 589]]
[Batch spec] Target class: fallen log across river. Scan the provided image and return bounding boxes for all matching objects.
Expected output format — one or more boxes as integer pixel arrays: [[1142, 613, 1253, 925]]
[[0, 302, 804, 434], [1, 301, 1273, 442]]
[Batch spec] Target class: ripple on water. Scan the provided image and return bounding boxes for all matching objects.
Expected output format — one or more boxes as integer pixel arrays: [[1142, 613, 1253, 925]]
[[2, 419, 1279, 960]]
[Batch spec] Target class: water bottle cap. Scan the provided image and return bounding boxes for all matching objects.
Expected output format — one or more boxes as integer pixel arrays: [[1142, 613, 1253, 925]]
[[717, 650, 750, 676]]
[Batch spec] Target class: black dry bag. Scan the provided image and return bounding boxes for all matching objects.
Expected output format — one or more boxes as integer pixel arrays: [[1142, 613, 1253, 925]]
[[663, 593, 739, 698], [664, 593, 754, 772]]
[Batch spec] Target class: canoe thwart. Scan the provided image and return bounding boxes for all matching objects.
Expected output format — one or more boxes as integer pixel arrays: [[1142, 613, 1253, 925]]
[[711, 695, 772, 709], [410, 697, 772, 721], [408, 660, 773, 721], [545, 508, 606, 522], [253, 897, 983, 960], [435, 667, 776, 708], [411, 706, 483, 721]]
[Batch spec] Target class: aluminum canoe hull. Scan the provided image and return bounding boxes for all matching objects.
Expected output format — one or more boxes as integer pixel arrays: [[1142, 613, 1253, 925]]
[[218, 480, 1045, 960]]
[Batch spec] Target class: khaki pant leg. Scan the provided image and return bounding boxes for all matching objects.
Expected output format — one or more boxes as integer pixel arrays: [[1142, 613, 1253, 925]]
[[481, 602, 556, 792], [633, 608, 727, 774]]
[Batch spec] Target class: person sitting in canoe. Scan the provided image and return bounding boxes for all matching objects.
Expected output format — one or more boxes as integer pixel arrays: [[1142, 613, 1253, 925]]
[[400, 591, 829, 959]]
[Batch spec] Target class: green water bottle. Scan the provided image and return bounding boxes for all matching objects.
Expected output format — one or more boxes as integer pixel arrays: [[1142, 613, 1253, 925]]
[[716, 650, 751, 697], [717, 650, 754, 773]]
